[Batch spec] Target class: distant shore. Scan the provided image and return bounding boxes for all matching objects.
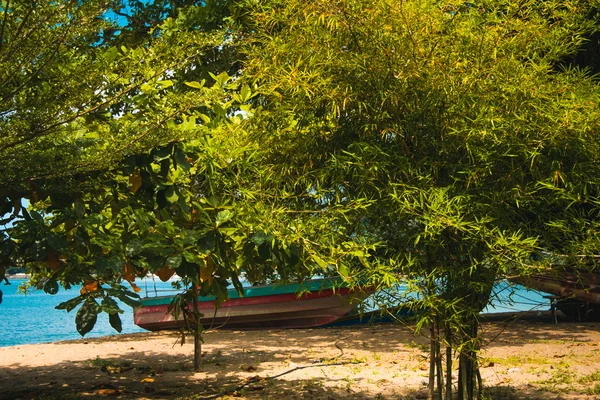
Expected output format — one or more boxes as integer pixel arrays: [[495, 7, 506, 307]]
[[5, 273, 28, 279], [1, 318, 599, 399], [5, 273, 181, 280]]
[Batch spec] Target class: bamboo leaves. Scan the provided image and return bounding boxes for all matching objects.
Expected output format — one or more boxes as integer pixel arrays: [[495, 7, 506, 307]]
[[243, 1, 600, 397]]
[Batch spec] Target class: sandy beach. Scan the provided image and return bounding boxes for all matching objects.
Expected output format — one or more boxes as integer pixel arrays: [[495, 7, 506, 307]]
[[2, 316, 600, 400]]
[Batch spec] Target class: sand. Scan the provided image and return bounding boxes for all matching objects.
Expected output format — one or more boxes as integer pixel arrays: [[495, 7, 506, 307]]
[[1, 316, 600, 400]]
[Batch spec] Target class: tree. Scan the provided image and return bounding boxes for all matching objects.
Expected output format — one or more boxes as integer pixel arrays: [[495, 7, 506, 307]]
[[0, 0, 233, 201], [5, 67, 370, 370], [4, 0, 600, 394], [0, 0, 263, 370], [0, 0, 370, 370], [242, 0, 600, 398]]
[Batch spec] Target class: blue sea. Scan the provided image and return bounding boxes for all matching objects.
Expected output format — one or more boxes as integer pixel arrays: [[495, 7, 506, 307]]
[[0, 278, 551, 348], [0, 278, 177, 347]]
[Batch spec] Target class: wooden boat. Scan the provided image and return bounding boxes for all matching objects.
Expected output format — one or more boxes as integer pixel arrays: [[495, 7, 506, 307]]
[[134, 278, 374, 331], [515, 268, 600, 321], [515, 268, 600, 304]]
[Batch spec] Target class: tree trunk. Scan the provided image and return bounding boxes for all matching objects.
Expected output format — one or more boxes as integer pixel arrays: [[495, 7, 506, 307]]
[[456, 319, 481, 400], [436, 321, 443, 400], [445, 324, 452, 400], [429, 321, 436, 400], [192, 283, 202, 372], [459, 352, 468, 400]]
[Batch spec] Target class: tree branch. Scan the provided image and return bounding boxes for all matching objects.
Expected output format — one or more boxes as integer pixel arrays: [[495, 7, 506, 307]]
[[1, 25, 71, 102], [0, 47, 206, 153], [0, 0, 10, 53]]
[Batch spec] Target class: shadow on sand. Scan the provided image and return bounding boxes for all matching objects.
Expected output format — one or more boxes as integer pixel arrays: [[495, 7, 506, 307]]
[[1, 319, 598, 400]]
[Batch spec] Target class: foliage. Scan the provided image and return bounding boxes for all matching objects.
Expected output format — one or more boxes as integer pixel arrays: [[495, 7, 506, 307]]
[[242, 0, 600, 398], [0, 0, 234, 201], [2, 0, 600, 392], [8, 74, 263, 331]]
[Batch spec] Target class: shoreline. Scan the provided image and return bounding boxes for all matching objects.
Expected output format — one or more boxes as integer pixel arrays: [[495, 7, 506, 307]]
[[1, 318, 599, 399], [0, 309, 558, 350]]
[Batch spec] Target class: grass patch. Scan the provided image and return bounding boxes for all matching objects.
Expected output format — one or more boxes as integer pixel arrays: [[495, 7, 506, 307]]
[[536, 362, 577, 393], [88, 356, 134, 374], [482, 386, 521, 400], [526, 338, 569, 345], [586, 383, 600, 395], [481, 355, 552, 367], [579, 371, 600, 384]]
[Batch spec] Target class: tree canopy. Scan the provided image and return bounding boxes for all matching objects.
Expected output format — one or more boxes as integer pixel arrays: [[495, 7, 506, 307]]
[[0, 0, 236, 199], [242, 0, 600, 397], [2, 0, 600, 397]]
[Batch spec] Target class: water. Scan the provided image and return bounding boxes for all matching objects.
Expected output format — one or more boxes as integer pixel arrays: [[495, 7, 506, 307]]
[[366, 282, 550, 315], [0, 278, 551, 348], [483, 281, 551, 314], [0, 278, 177, 347]]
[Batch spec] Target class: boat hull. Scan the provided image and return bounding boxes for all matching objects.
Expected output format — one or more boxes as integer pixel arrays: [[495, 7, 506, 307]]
[[515, 269, 600, 304], [134, 282, 372, 331]]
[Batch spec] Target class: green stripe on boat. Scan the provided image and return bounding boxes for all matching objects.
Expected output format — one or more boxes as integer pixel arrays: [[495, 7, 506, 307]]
[[140, 277, 347, 306]]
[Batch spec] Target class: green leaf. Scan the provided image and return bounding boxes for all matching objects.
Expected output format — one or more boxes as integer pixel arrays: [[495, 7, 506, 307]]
[[206, 196, 220, 208], [183, 249, 204, 264], [133, 209, 151, 231], [95, 255, 125, 275], [174, 147, 190, 172], [198, 113, 211, 124], [158, 80, 174, 89], [160, 159, 170, 179], [251, 232, 272, 246], [338, 264, 349, 278], [30, 210, 44, 223], [230, 273, 244, 296], [178, 195, 190, 214], [166, 254, 182, 269], [74, 199, 85, 218], [114, 293, 141, 309], [239, 85, 252, 102], [165, 186, 179, 204], [312, 254, 328, 269], [210, 71, 230, 87], [44, 279, 59, 295], [104, 46, 119, 63], [56, 295, 86, 312], [100, 297, 122, 314], [185, 80, 205, 89], [153, 146, 172, 162], [84, 214, 107, 226], [140, 83, 154, 94], [109, 313, 123, 333], [126, 238, 144, 257], [198, 231, 216, 253], [76, 298, 100, 336], [156, 190, 167, 209], [215, 210, 233, 227], [257, 244, 271, 261], [47, 233, 68, 251]]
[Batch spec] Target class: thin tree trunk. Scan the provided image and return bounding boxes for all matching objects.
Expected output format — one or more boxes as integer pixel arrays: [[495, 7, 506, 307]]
[[460, 353, 468, 400], [192, 283, 202, 372], [473, 321, 482, 400], [476, 363, 483, 400], [445, 324, 452, 400], [429, 321, 436, 400], [436, 321, 443, 400]]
